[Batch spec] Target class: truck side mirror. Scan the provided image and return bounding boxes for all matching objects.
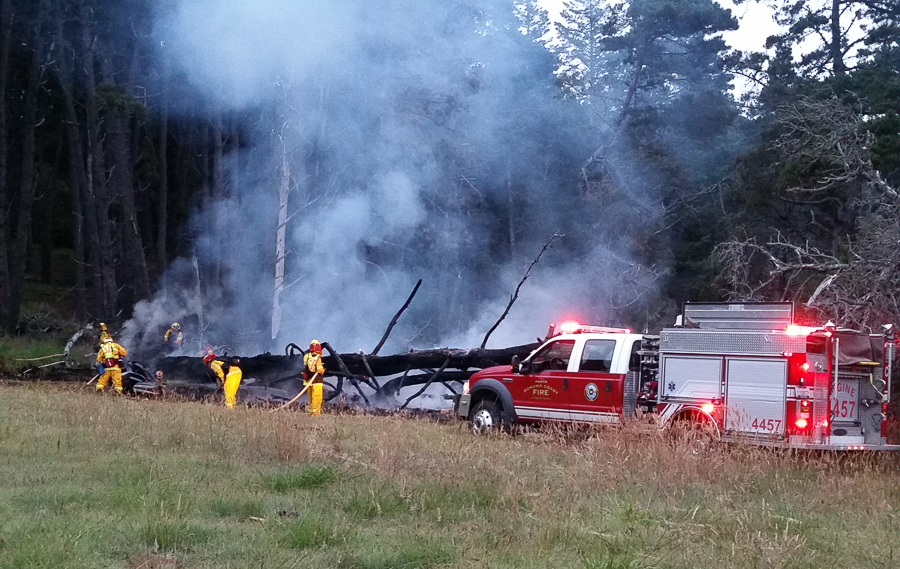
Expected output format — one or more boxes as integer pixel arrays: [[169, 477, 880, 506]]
[[511, 355, 521, 374]]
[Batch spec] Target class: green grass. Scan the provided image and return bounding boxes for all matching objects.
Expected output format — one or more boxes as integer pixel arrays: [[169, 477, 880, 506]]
[[140, 516, 213, 551], [279, 517, 345, 549], [265, 465, 338, 491], [209, 496, 267, 520], [337, 536, 455, 569], [0, 381, 898, 568], [0, 335, 72, 373], [0, 278, 92, 374]]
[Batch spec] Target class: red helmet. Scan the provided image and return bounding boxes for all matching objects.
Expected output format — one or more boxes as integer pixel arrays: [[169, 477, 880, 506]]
[[203, 347, 216, 365], [310, 339, 322, 354]]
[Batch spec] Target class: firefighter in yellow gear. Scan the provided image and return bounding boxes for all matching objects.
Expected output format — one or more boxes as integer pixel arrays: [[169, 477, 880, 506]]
[[98, 322, 112, 344], [303, 340, 326, 416], [96, 337, 127, 394], [204, 348, 243, 409], [164, 322, 184, 346]]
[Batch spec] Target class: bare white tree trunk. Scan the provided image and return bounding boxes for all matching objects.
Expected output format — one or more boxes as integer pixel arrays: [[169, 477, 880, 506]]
[[192, 255, 205, 350], [271, 135, 289, 340]]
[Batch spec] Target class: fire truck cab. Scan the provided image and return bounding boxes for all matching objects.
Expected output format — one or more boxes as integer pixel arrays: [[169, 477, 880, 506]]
[[455, 321, 650, 432], [455, 302, 899, 451]]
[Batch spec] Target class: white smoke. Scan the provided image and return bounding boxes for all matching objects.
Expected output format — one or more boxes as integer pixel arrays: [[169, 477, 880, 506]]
[[119, 0, 664, 361]]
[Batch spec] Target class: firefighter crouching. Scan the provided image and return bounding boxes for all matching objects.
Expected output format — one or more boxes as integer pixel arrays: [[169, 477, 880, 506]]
[[304, 340, 326, 416], [204, 348, 243, 409], [96, 337, 127, 394]]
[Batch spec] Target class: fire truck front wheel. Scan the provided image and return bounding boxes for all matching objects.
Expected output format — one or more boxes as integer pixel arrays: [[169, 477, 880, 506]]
[[470, 399, 504, 435], [669, 418, 718, 456]]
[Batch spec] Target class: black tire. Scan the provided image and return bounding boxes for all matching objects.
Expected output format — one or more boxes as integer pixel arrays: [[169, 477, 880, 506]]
[[469, 399, 504, 435], [670, 419, 718, 455]]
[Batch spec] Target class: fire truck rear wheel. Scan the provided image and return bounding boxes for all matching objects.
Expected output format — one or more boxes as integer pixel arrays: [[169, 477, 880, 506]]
[[470, 399, 504, 435]]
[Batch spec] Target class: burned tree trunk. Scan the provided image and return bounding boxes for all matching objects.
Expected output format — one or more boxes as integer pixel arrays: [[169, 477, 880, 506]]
[[153, 342, 539, 407]]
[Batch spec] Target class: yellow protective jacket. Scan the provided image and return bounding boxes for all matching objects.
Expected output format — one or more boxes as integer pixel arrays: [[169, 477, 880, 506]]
[[97, 342, 127, 369], [164, 328, 184, 345], [208, 359, 228, 382], [303, 353, 325, 383], [207, 359, 243, 409]]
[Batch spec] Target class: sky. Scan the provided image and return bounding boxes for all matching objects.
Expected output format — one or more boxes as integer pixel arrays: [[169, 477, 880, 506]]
[[538, 0, 783, 53], [712, 1, 782, 52]]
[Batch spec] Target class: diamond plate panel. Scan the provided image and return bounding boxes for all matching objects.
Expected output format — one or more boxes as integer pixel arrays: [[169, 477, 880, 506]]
[[624, 371, 638, 418], [660, 329, 808, 356], [682, 302, 794, 330]]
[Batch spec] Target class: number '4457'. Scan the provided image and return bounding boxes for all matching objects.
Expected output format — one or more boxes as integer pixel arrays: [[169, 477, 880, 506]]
[[751, 418, 782, 432], [831, 400, 856, 418]]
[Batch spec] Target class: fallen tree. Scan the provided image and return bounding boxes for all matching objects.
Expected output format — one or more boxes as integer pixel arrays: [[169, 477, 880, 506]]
[[47, 238, 559, 410], [151, 239, 557, 408], [152, 341, 540, 408]]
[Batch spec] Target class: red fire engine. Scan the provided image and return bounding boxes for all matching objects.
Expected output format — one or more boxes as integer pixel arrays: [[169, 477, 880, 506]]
[[454, 302, 899, 450]]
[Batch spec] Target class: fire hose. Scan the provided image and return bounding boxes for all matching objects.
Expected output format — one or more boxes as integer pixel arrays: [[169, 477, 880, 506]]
[[273, 373, 319, 411]]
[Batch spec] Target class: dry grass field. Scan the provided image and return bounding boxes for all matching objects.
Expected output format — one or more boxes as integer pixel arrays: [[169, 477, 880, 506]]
[[1, 380, 898, 569]]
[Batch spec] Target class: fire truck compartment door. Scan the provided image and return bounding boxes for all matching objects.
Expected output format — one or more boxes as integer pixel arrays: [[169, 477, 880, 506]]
[[724, 358, 786, 436], [659, 355, 722, 400]]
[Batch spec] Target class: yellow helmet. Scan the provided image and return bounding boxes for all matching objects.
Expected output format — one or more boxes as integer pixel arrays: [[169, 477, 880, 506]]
[[100, 322, 108, 330], [310, 339, 322, 354], [172, 322, 181, 329]]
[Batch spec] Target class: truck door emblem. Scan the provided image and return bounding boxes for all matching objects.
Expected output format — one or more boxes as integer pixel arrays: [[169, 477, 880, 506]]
[[585, 383, 599, 401], [668, 382, 676, 391]]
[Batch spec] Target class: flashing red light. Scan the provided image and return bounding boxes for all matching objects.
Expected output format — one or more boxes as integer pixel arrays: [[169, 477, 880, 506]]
[[795, 418, 809, 429], [558, 320, 581, 334], [785, 324, 817, 336], [801, 362, 810, 372], [701, 403, 715, 414], [800, 399, 810, 408]]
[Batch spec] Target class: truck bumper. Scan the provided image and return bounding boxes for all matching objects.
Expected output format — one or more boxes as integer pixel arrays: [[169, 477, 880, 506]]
[[455, 393, 471, 419]]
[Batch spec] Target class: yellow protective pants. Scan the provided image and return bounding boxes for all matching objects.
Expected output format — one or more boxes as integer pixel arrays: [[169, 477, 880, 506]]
[[308, 383, 323, 416], [96, 368, 123, 393], [223, 368, 243, 409]]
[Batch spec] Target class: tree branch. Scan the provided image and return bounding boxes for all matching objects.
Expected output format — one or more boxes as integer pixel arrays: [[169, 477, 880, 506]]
[[371, 278, 422, 355], [481, 232, 562, 349]]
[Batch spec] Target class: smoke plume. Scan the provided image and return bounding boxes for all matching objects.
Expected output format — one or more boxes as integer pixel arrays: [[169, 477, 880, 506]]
[[120, 0, 661, 362]]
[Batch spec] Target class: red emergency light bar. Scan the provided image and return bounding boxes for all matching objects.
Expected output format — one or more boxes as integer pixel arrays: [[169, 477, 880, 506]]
[[555, 321, 632, 335], [783, 323, 836, 337], [784, 324, 818, 336]]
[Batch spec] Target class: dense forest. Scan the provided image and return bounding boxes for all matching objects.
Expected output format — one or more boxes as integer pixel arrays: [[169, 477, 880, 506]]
[[0, 0, 898, 355]]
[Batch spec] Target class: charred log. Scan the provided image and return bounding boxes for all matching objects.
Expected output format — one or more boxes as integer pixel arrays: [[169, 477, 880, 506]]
[[151, 342, 538, 407]]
